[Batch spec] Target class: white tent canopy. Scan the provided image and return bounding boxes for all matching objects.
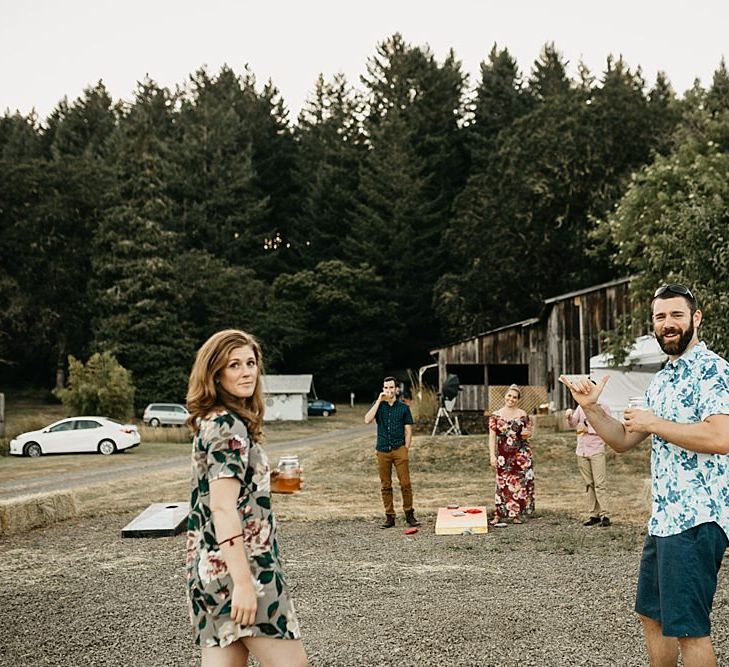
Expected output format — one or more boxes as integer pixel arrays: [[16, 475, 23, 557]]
[[589, 335, 667, 417]]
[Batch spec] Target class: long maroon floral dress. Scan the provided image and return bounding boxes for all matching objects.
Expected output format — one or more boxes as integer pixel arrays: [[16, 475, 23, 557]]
[[488, 414, 535, 519]]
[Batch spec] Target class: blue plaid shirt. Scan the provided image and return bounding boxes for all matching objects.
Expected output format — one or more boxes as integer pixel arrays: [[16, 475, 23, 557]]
[[645, 342, 729, 538], [374, 400, 413, 452]]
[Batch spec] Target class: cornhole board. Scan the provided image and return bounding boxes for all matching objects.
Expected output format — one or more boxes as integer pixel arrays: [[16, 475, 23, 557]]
[[435, 506, 488, 535], [121, 502, 190, 538]]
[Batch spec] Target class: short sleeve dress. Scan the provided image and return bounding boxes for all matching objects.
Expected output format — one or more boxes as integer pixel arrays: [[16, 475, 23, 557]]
[[488, 414, 535, 519], [185, 410, 301, 648]]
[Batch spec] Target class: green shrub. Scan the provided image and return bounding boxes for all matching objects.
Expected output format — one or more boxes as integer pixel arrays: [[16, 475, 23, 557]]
[[54, 353, 135, 421]]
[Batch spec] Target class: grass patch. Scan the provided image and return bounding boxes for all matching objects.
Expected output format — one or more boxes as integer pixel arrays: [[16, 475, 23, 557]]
[[271, 430, 653, 528], [137, 425, 191, 443]]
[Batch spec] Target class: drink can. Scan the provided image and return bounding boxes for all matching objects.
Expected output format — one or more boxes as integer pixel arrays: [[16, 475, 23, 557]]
[[628, 396, 647, 409]]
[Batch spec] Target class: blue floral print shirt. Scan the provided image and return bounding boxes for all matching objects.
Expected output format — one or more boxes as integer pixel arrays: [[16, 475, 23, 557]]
[[645, 341, 729, 538]]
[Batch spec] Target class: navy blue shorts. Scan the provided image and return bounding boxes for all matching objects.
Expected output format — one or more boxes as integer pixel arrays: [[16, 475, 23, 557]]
[[635, 521, 728, 637]]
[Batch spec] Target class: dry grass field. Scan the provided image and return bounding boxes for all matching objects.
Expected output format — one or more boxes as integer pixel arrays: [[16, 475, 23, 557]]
[[1, 395, 654, 531], [271, 429, 653, 527]]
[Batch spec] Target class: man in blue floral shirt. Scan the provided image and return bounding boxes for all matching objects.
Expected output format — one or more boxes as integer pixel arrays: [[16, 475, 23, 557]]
[[561, 284, 729, 667]]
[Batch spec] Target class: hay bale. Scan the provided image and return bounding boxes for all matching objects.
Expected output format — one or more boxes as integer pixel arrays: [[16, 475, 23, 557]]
[[0, 491, 78, 537]]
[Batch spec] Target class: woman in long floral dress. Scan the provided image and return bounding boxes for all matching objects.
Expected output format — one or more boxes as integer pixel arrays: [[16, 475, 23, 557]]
[[487, 384, 535, 525], [185, 329, 306, 667]]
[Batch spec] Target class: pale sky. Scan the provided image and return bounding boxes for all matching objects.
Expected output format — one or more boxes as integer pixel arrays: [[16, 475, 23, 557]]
[[1, 0, 727, 122]]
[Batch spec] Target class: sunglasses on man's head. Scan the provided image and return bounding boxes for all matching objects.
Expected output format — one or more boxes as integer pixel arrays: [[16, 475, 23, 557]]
[[653, 284, 695, 301]]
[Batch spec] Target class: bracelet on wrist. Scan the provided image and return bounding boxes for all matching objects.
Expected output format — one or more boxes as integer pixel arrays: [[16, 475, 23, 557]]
[[219, 532, 245, 547]]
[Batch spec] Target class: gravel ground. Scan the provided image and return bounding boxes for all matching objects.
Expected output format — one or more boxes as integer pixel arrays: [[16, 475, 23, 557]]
[[2, 512, 728, 667]]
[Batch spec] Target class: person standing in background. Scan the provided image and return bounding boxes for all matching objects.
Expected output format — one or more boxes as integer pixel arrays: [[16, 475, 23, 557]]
[[364, 376, 420, 529], [488, 384, 535, 525], [565, 403, 611, 527]]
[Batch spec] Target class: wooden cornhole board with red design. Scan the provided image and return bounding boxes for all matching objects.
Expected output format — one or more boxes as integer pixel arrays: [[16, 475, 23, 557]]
[[435, 506, 488, 535]]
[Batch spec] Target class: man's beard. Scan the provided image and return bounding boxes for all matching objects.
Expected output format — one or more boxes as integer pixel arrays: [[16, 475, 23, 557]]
[[657, 320, 694, 356]]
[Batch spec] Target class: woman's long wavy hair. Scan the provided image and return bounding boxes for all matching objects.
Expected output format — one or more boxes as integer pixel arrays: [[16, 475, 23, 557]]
[[186, 329, 265, 441]]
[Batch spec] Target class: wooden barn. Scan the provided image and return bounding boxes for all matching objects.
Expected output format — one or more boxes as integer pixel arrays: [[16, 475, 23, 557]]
[[430, 277, 635, 413]]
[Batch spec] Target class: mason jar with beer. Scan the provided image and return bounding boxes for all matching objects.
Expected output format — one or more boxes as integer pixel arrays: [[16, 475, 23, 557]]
[[271, 455, 302, 493]]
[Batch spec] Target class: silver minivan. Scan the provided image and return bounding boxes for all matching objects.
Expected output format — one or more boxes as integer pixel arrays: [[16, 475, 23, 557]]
[[143, 403, 189, 427]]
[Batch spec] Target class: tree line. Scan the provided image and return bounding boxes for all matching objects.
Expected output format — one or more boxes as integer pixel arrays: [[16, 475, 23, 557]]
[[2, 34, 729, 407]]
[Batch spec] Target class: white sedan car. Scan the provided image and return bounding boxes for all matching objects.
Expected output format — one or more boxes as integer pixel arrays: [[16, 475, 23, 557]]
[[9, 417, 141, 457]]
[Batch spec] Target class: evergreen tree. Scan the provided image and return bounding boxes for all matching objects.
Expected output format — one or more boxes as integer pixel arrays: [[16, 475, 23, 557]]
[[268, 260, 398, 396], [235, 69, 301, 278], [347, 112, 439, 367], [92, 79, 193, 407], [434, 46, 533, 337], [173, 66, 270, 265], [528, 43, 572, 100], [0, 158, 111, 387], [362, 33, 468, 209], [467, 45, 533, 168], [0, 111, 43, 160], [355, 34, 468, 363], [587, 56, 654, 214], [294, 73, 365, 265], [706, 58, 729, 116], [43, 81, 117, 160], [648, 71, 681, 156]]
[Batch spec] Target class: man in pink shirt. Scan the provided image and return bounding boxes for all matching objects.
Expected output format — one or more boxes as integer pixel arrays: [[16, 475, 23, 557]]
[[566, 403, 611, 526]]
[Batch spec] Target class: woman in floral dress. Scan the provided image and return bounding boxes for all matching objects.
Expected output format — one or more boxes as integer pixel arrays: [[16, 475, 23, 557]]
[[487, 384, 535, 524], [185, 329, 306, 667]]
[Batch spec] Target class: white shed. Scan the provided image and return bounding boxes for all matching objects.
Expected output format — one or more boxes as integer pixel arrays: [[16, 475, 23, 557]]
[[261, 375, 313, 421]]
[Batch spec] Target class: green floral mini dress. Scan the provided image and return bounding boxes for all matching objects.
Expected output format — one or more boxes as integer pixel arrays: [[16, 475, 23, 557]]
[[185, 410, 301, 647]]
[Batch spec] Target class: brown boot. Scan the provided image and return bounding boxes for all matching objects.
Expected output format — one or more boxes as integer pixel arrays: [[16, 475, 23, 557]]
[[381, 515, 395, 529], [405, 510, 420, 527]]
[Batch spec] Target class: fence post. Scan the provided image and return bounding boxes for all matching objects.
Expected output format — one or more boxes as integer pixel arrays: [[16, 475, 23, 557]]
[[0, 392, 5, 438]]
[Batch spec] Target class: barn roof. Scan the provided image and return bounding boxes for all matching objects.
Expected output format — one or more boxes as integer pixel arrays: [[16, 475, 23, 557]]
[[430, 276, 634, 354], [261, 374, 313, 394], [542, 276, 631, 304], [429, 317, 540, 354]]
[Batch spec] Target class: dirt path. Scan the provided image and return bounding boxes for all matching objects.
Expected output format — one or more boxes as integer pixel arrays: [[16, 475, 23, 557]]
[[0, 424, 373, 501]]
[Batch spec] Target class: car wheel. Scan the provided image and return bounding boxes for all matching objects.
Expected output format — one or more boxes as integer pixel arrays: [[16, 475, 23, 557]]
[[322, 410, 330, 417], [98, 439, 116, 456], [150, 418, 161, 427], [25, 442, 42, 457]]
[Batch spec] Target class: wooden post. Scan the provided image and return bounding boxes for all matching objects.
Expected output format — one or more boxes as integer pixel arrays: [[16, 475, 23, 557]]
[[0, 392, 5, 438]]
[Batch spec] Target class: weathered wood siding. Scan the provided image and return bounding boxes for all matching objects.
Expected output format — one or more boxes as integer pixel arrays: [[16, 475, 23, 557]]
[[435, 320, 546, 412], [547, 280, 633, 410], [433, 277, 637, 413]]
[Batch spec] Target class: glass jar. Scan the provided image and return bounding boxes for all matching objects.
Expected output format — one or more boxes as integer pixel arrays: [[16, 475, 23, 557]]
[[272, 455, 301, 493]]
